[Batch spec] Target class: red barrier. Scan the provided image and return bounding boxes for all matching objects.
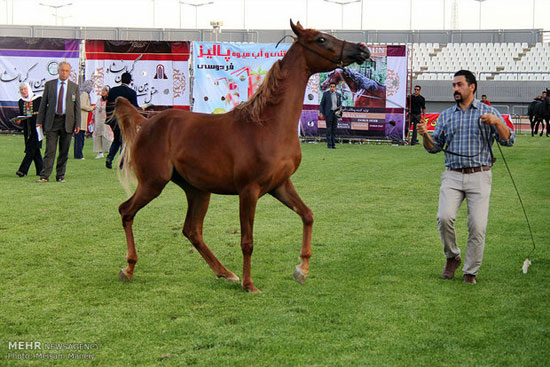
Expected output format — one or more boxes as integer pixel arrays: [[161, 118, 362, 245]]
[[417, 113, 514, 131]]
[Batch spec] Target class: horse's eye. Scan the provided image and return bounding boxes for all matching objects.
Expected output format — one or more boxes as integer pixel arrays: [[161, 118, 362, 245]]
[[317, 37, 326, 43]]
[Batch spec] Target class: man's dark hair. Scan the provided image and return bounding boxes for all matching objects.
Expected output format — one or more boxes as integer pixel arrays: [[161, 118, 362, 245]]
[[454, 70, 477, 93], [121, 72, 132, 84], [481, 94, 487, 98], [414, 85, 421, 90], [329, 82, 336, 86]]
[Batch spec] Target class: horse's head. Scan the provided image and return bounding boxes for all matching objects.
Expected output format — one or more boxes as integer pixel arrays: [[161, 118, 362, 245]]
[[290, 20, 370, 74], [321, 69, 344, 90]]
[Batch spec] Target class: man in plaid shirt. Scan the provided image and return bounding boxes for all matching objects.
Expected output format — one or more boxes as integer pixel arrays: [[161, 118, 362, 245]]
[[417, 70, 515, 284]]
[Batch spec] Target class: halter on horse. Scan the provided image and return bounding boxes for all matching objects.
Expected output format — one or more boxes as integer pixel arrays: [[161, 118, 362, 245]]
[[114, 20, 370, 292]]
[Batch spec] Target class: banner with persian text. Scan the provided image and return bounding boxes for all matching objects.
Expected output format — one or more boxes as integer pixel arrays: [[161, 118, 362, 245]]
[[192, 42, 319, 114], [84, 40, 190, 108], [0, 37, 80, 130]]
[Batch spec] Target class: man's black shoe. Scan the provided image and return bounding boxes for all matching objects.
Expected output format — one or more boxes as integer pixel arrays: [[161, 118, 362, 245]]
[[106, 159, 112, 169]]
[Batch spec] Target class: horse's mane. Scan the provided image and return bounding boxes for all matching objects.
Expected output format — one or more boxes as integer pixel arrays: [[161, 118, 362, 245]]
[[233, 59, 288, 124], [344, 67, 382, 91]]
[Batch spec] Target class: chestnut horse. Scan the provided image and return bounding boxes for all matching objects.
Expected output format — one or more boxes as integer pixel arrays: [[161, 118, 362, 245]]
[[114, 21, 370, 292], [321, 67, 386, 108]]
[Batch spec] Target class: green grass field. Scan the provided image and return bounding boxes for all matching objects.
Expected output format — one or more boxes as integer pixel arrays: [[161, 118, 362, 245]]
[[0, 134, 549, 366]]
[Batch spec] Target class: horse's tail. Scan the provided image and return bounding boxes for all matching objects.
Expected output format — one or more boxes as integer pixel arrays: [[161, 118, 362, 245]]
[[114, 97, 147, 196]]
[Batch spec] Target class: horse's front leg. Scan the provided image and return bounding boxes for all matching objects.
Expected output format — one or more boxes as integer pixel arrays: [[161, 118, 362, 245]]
[[239, 185, 261, 293], [270, 179, 313, 285]]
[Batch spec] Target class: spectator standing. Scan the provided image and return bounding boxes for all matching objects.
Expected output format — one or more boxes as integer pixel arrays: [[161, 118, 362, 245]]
[[480, 94, 491, 106], [75, 80, 95, 160], [417, 70, 515, 284], [92, 86, 113, 159], [407, 85, 426, 145], [319, 82, 342, 149], [105, 72, 139, 169], [15, 82, 43, 177], [36, 61, 80, 183]]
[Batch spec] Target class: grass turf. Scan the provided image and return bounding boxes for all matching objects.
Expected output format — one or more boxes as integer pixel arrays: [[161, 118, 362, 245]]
[[0, 134, 548, 366]]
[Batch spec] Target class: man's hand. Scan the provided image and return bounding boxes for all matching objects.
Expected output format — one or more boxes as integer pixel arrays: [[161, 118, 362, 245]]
[[319, 113, 324, 120], [417, 121, 428, 135], [480, 113, 500, 126], [480, 113, 511, 140], [74, 126, 80, 134]]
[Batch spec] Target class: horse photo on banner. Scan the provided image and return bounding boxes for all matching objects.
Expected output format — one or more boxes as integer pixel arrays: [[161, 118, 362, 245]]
[[84, 40, 190, 109], [0, 37, 80, 130], [316, 45, 407, 140]]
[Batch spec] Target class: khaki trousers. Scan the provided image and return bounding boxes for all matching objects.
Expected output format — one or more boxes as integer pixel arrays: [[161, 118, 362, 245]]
[[437, 169, 492, 276]]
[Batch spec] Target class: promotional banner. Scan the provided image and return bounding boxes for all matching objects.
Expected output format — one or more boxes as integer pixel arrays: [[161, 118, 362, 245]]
[[0, 38, 80, 129], [315, 45, 408, 140], [192, 42, 293, 113], [84, 40, 190, 108]]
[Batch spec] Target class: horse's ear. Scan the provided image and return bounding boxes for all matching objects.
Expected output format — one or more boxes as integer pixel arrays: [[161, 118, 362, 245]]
[[290, 19, 304, 37]]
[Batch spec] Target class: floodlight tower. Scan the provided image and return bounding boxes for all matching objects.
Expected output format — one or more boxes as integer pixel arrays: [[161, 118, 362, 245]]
[[323, 0, 361, 30], [473, 0, 488, 30], [180, 1, 214, 29], [39, 2, 72, 26]]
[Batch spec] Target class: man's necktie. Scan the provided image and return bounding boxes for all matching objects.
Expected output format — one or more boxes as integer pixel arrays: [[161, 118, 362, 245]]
[[57, 81, 64, 115]]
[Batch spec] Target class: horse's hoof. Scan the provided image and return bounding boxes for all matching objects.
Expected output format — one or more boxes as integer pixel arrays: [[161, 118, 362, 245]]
[[293, 266, 307, 285], [218, 273, 240, 283], [118, 269, 132, 282], [244, 286, 261, 293]]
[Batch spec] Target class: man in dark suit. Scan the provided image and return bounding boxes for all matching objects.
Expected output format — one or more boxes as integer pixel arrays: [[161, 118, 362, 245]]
[[105, 72, 139, 169], [319, 82, 342, 149], [36, 61, 81, 182]]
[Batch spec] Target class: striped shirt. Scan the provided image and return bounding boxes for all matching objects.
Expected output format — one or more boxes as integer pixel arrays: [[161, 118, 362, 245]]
[[427, 99, 515, 169]]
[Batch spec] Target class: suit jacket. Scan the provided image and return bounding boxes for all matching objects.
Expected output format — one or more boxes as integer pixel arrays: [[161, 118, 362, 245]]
[[106, 84, 139, 131], [106, 84, 139, 114], [37, 78, 81, 133], [319, 90, 342, 117]]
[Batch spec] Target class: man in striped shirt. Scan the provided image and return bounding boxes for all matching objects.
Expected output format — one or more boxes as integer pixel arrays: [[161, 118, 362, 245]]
[[417, 70, 515, 284]]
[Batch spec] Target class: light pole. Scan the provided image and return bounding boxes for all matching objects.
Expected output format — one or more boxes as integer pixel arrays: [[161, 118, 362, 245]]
[[473, 0, 487, 30], [323, 0, 361, 30], [532, 0, 535, 28], [409, 0, 412, 30], [39, 2, 72, 26], [179, 1, 214, 29], [442, 0, 445, 30]]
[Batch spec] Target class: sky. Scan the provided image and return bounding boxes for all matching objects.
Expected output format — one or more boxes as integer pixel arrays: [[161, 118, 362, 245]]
[[1, 0, 549, 31]]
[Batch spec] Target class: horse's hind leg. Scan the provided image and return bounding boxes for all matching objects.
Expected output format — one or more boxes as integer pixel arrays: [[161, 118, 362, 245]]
[[182, 188, 239, 283], [118, 182, 167, 281], [269, 179, 314, 285]]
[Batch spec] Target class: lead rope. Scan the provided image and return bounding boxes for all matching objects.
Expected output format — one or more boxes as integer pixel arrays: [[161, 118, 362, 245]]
[[478, 118, 536, 273]]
